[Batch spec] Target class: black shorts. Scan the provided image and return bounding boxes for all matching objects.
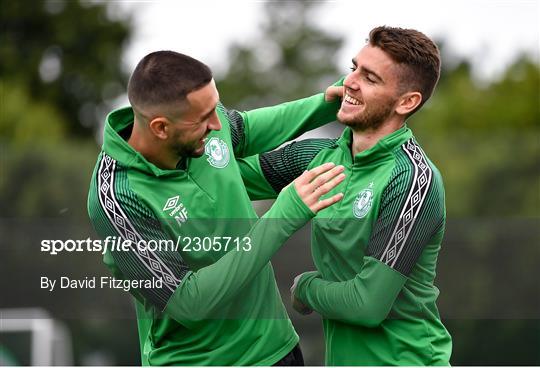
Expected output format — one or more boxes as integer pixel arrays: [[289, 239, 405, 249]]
[[273, 344, 304, 366]]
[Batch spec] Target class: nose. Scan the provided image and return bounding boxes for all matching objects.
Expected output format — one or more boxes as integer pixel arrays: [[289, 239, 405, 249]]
[[208, 111, 222, 131], [344, 72, 359, 91]]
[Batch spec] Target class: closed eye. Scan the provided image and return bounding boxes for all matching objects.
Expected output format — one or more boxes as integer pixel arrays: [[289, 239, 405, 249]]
[[364, 75, 376, 83]]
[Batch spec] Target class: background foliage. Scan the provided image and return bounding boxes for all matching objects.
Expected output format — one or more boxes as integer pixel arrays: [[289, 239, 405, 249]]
[[1, 0, 538, 365]]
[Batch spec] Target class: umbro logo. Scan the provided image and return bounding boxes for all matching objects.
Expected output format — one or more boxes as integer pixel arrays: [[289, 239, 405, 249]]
[[163, 195, 180, 211], [163, 195, 188, 227]]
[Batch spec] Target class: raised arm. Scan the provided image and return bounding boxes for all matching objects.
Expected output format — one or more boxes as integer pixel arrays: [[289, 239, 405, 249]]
[[223, 80, 343, 158], [88, 155, 345, 326]]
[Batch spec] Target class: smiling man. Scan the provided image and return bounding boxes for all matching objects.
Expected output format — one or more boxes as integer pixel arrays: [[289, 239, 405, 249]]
[[240, 26, 452, 365], [87, 51, 345, 366]]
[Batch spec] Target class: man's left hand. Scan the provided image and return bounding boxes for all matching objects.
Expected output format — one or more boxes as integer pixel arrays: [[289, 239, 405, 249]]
[[325, 85, 344, 102]]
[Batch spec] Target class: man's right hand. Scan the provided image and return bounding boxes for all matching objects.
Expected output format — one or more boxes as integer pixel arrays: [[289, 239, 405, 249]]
[[293, 162, 345, 213], [291, 273, 313, 315]]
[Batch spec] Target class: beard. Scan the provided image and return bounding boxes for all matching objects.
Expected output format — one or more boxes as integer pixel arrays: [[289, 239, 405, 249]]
[[173, 143, 205, 158], [337, 95, 397, 131], [170, 131, 207, 159]]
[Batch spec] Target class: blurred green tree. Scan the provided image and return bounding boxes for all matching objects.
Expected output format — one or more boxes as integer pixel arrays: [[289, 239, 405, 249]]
[[0, 0, 133, 218], [1, 0, 131, 137], [414, 55, 539, 217], [412, 55, 540, 365], [0, 1, 139, 365]]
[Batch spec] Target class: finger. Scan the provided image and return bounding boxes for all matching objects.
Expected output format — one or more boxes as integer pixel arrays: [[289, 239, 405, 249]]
[[325, 86, 344, 102], [303, 171, 345, 209], [298, 162, 336, 184], [307, 165, 345, 192], [311, 172, 346, 197], [311, 192, 344, 213]]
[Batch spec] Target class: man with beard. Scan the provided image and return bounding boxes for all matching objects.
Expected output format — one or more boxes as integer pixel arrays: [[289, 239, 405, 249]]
[[87, 51, 346, 365], [239, 26, 452, 365]]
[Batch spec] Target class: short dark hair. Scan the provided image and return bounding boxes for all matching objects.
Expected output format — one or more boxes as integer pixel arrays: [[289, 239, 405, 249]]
[[368, 26, 441, 113], [127, 51, 212, 116]]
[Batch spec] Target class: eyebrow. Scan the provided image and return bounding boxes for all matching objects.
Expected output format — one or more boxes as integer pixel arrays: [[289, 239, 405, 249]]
[[351, 58, 384, 83]]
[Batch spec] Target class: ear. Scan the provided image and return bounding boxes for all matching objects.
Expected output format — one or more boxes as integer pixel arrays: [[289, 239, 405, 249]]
[[395, 92, 422, 116], [148, 116, 170, 140]]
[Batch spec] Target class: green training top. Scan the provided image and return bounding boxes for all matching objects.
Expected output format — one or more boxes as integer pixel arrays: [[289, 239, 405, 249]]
[[240, 126, 452, 365], [87, 93, 339, 366]]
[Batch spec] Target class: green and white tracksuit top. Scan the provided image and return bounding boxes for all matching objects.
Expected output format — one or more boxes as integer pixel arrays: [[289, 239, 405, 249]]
[[241, 126, 452, 365], [87, 94, 340, 366]]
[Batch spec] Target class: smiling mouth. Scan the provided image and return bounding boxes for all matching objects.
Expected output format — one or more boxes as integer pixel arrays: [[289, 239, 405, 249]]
[[198, 137, 208, 147], [343, 93, 362, 106]]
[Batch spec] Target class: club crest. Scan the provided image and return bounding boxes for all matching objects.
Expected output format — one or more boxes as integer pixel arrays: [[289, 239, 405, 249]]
[[205, 137, 230, 168], [353, 182, 374, 219]]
